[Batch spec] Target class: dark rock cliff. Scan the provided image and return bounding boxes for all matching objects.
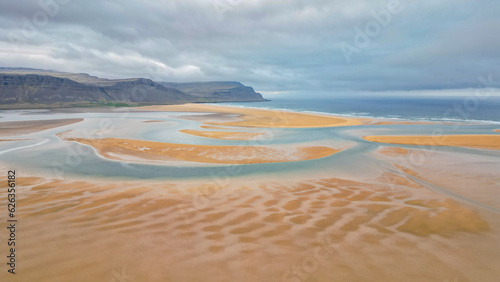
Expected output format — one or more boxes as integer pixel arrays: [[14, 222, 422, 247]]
[[0, 74, 193, 105], [0, 68, 266, 107], [161, 81, 267, 102], [0, 74, 109, 104]]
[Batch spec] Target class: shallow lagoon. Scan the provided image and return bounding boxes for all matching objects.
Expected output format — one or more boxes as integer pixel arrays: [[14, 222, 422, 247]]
[[1, 109, 499, 181]]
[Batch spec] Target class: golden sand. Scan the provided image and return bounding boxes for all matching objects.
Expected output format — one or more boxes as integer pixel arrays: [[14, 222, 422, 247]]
[[139, 103, 364, 128], [57, 135, 340, 164], [1, 106, 499, 281], [377, 146, 409, 155], [180, 129, 265, 140], [364, 134, 500, 150], [2, 173, 498, 282], [370, 121, 434, 125], [376, 146, 500, 211]]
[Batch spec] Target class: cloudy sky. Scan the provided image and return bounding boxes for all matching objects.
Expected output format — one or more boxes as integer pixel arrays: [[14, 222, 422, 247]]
[[1, 0, 499, 95]]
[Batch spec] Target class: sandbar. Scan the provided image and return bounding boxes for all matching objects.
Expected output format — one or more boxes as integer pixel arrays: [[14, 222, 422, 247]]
[[2, 105, 500, 281], [363, 134, 500, 150], [143, 120, 167, 123], [180, 129, 265, 140], [57, 135, 340, 164], [370, 121, 435, 125], [200, 125, 230, 129], [139, 104, 365, 128]]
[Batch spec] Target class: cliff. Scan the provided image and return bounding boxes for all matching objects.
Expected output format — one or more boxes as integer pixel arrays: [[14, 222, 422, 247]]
[[0, 74, 193, 105], [0, 74, 109, 104], [161, 81, 267, 102], [0, 68, 266, 108]]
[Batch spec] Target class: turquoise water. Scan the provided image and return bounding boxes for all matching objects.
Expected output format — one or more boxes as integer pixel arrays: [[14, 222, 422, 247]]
[[0, 98, 499, 180]]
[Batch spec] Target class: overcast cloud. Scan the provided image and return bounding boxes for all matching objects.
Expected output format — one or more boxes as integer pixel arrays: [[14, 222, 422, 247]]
[[0, 0, 499, 94]]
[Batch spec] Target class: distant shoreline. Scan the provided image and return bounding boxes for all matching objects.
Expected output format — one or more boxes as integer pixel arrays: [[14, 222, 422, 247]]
[[0, 99, 270, 110]]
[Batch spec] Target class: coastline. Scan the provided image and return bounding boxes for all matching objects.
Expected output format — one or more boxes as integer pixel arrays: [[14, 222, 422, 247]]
[[138, 103, 367, 128], [2, 97, 500, 125], [1, 102, 500, 281], [204, 99, 500, 125], [2, 1, 499, 280]]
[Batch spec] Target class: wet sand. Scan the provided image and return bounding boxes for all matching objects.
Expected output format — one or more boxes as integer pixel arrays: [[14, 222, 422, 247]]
[[364, 134, 500, 150], [369, 121, 435, 125], [1, 105, 499, 281], [180, 129, 265, 140], [143, 120, 168, 123], [139, 104, 365, 128], [1, 171, 498, 282], [0, 118, 83, 137], [375, 146, 500, 211], [200, 125, 231, 129], [57, 134, 340, 164]]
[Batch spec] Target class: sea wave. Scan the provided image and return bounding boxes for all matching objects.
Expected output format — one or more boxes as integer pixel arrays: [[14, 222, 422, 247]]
[[209, 103, 500, 125]]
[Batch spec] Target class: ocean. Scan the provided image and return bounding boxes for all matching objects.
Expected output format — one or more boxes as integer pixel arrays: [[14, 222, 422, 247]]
[[219, 96, 500, 124]]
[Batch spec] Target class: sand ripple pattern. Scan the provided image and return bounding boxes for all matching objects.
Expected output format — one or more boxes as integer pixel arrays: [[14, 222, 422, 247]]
[[1, 173, 498, 281]]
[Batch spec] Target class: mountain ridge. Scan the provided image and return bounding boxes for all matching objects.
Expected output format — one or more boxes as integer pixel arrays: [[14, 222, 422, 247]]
[[0, 68, 266, 108]]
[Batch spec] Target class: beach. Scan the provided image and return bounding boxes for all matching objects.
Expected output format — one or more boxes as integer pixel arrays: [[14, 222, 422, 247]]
[[2, 0, 499, 280], [140, 103, 366, 128], [0, 104, 499, 281], [2, 172, 498, 282]]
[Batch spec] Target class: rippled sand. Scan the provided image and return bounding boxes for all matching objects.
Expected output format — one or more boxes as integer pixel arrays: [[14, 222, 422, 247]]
[[1, 105, 500, 281], [1, 170, 499, 282], [376, 146, 500, 211]]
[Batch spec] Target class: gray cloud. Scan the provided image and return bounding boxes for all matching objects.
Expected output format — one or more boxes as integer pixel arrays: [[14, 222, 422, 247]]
[[0, 0, 499, 93]]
